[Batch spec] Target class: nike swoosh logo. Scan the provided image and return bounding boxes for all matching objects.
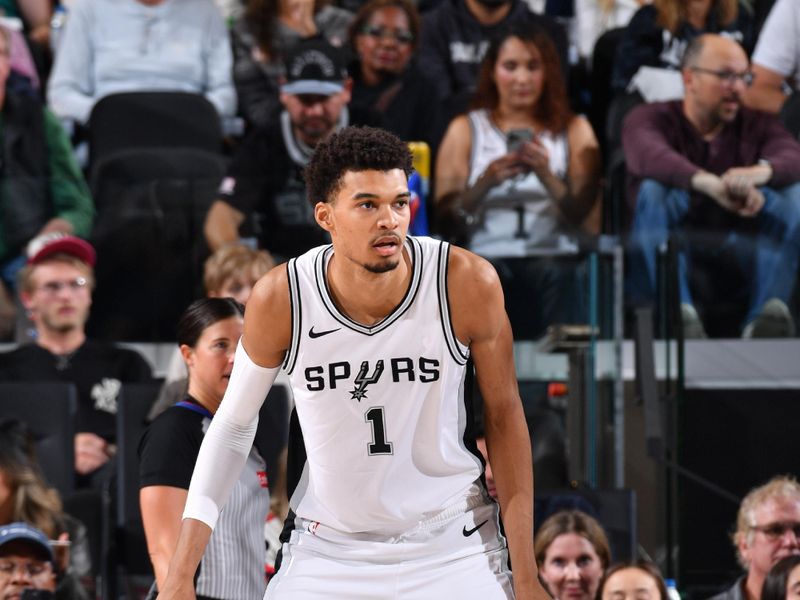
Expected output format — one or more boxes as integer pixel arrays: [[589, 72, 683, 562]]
[[308, 326, 341, 339], [462, 519, 488, 537]]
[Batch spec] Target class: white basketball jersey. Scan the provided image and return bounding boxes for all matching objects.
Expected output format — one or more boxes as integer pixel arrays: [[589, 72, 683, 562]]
[[283, 236, 484, 535]]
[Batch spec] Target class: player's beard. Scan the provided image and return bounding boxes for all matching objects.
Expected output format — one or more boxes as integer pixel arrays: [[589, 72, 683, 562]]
[[363, 258, 401, 274]]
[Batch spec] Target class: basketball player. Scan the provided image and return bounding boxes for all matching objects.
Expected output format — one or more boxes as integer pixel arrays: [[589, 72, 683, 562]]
[[159, 127, 549, 600]]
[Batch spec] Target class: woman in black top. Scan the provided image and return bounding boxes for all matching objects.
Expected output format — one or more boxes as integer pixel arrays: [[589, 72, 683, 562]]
[[139, 299, 269, 600]]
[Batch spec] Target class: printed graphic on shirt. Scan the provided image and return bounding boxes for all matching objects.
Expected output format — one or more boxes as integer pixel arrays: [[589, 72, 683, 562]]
[[91, 378, 121, 414]]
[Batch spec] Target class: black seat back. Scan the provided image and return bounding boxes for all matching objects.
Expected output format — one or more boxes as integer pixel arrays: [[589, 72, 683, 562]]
[[0, 382, 77, 497], [88, 91, 223, 169], [87, 148, 227, 341]]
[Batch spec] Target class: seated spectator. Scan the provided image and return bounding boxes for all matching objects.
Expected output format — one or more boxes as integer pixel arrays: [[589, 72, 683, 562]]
[[138, 298, 269, 597], [418, 0, 568, 119], [598, 561, 668, 600], [435, 24, 600, 337], [534, 510, 611, 600], [347, 0, 443, 153], [624, 34, 800, 338], [762, 556, 800, 600], [0, 422, 90, 599], [0, 25, 93, 338], [0, 235, 153, 488], [0, 521, 86, 600], [745, 0, 800, 114], [204, 38, 379, 263], [47, 0, 236, 125], [232, 0, 353, 128], [708, 476, 800, 600], [612, 0, 754, 97]]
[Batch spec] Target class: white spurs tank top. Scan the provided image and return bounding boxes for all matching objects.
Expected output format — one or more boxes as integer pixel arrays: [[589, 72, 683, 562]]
[[467, 109, 569, 256], [283, 236, 484, 535]]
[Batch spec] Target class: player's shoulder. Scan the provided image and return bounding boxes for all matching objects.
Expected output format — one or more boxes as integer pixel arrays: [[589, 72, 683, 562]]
[[446, 244, 501, 298], [248, 263, 290, 317]]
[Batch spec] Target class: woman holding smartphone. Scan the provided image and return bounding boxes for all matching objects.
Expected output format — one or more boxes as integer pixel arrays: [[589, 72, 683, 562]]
[[435, 23, 601, 338]]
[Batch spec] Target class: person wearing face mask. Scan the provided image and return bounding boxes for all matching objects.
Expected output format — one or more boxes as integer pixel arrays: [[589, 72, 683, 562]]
[[138, 298, 270, 599], [418, 0, 568, 119], [534, 510, 610, 600]]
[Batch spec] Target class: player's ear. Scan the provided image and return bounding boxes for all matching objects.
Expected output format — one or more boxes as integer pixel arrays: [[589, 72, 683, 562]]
[[315, 201, 334, 233]]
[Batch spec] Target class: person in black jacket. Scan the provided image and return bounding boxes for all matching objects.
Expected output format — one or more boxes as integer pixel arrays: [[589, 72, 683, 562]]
[[348, 0, 444, 156], [0, 235, 153, 489], [418, 0, 568, 119]]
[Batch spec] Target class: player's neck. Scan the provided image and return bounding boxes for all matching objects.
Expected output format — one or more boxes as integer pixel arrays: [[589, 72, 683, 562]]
[[327, 246, 412, 326]]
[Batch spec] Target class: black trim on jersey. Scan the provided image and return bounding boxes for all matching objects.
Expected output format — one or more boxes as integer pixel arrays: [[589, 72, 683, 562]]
[[313, 236, 424, 336], [436, 241, 469, 365], [283, 257, 302, 374], [273, 509, 298, 575]]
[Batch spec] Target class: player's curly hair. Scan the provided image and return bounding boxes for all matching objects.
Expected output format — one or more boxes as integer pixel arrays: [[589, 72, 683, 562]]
[[304, 126, 413, 207]]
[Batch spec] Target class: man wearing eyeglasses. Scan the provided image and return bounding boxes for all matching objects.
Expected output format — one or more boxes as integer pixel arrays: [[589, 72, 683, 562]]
[[0, 234, 153, 489], [708, 476, 800, 600], [623, 34, 800, 338]]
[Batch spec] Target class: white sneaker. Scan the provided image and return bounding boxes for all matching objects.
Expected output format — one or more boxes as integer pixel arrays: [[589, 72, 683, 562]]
[[681, 303, 707, 339], [742, 298, 796, 338]]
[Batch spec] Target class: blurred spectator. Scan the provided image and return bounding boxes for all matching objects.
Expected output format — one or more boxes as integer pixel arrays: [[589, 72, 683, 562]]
[[0, 25, 93, 338], [138, 298, 269, 596], [708, 476, 800, 600], [148, 244, 275, 420], [534, 510, 611, 600], [761, 556, 800, 600], [598, 561, 668, 600], [47, 0, 236, 126], [612, 0, 754, 97], [232, 0, 353, 128], [0, 422, 90, 599], [0, 235, 153, 488], [574, 0, 642, 61], [435, 24, 600, 337], [204, 39, 379, 262], [624, 34, 800, 338], [347, 0, 444, 152], [745, 0, 800, 114], [418, 0, 568, 118], [0, 521, 87, 600], [1, 0, 50, 47]]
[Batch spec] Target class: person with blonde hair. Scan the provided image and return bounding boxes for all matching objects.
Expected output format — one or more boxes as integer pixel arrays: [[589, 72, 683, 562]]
[[534, 510, 611, 600], [708, 476, 800, 600]]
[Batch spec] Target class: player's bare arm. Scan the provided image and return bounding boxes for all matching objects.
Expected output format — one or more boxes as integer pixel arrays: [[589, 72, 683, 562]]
[[448, 246, 549, 600], [160, 265, 292, 600]]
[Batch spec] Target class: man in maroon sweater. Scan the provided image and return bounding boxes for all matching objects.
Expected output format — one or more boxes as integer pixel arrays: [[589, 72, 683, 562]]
[[623, 34, 800, 338]]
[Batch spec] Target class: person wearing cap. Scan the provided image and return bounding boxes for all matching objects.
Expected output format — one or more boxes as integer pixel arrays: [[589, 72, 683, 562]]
[[204, 37, 381, 264], [0, 25, 94, 339], [0, 522, 87, 600], [0, 234, 153, 489]]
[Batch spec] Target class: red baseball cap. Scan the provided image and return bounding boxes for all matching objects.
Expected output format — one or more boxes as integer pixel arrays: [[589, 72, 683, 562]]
[[26, 233, 96, 267]]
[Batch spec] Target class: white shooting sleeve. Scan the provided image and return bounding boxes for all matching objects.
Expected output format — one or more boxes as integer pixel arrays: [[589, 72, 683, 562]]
[[182, 340, 280, 529]]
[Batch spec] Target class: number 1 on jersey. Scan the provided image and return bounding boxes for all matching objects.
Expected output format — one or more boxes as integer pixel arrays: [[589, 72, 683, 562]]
[[365, 406, 393, 455]]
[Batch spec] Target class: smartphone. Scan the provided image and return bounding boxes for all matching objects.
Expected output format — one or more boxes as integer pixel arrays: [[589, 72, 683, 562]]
[[506, 128, 534, 153]]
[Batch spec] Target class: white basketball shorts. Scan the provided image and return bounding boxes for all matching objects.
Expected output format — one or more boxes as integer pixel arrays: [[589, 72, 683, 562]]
[[265, 493, 515, 599]]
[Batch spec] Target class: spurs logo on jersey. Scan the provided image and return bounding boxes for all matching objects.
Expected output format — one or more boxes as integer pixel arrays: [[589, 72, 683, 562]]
[[304, 357, 441, 400]]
